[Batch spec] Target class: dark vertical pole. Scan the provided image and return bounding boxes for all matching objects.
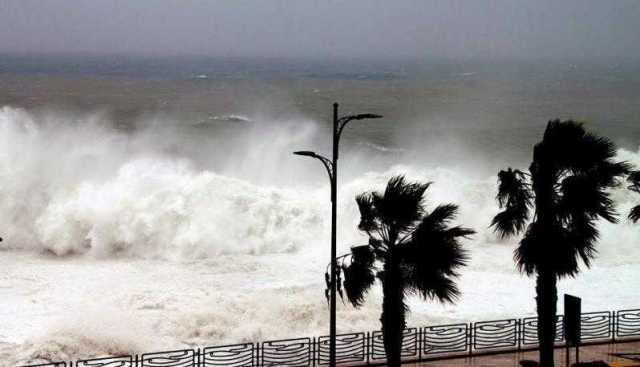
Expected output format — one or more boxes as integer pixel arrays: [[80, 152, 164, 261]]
[[565, 343, 570, 367], [312, 337, 317, 367], [517, 319, 522, 352], [611, 311, 616, 341], [366, 331, 370, 365], [418, 327, 423, 361], [330, 102, 339, 367], [468, 322, 474, 357]]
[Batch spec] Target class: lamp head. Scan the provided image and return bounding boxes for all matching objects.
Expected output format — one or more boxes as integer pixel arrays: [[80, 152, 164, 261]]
[[351, 113, 382, 120], [293, 151, 317, 157]]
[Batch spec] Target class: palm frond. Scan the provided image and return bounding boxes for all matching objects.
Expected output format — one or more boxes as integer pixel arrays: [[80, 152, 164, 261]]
[[535, 213, 598, 279], [407, 208, 472, 270], [341, 245, 377, 307], [629, 206, 640, 222], [566, 215, 599, 270], [356, 193, 379, 232], [628, 171, 640, 193], [444, 226, 476, 239], [541, 120, 625, 176], [373, 175, 430, 234], [515, 218, 596, 278], [399, 203, 471, 301], [369, 237, 388, 258], [491, 168, 532, 237], [627, 171, 640, 222], [570, 132, 618, 172], [514, 222, 547, 276], [404, 270, 461, 303], [557, 174, 618, 224], [400, 234, 469, 276], [342, 263, 375, 307], [540, 120, 589, 169], [420, 204, 458, 232], [590, 161, 632, 187], [351, 244, 375, 267]]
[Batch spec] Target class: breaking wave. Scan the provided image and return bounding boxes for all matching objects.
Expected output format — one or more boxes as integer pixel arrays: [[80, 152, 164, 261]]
[[2, 106, 640, 364], [1, 105, 640, 264], [0, 106, 330, 258]]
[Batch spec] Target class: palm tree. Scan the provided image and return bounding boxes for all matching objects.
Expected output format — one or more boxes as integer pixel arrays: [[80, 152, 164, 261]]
[[492, 120, 630, 367], [330, 175, 473, 367]]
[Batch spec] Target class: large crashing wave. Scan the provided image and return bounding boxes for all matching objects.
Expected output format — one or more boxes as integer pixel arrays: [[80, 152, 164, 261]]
[[1, 105, 640, 265], [0, 107, 330, 258], [36, 159, 328, 258]]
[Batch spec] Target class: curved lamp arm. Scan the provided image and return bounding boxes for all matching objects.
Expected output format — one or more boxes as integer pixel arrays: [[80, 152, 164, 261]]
[[336, 113, 383, 145], [293, 151, 334, 182]]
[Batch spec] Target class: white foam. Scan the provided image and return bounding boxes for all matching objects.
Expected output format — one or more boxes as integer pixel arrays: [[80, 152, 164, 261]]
[[1, 106, 639, 363]]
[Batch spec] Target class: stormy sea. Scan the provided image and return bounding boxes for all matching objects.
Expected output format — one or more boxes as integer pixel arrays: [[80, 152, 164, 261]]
[[1, 55, 639, 364]]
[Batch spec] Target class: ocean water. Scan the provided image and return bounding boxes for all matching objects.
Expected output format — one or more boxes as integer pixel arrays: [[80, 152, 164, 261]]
[[1, 56, 640, 365]]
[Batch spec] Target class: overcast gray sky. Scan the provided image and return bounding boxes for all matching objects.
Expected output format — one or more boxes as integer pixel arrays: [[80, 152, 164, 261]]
[[1, 0, 639, 61]]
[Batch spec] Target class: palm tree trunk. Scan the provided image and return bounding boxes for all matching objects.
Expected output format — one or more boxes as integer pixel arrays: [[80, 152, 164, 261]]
[[532, 159, 558, 367], [536, 267, 558, 367], [380, 260, 405, 367]]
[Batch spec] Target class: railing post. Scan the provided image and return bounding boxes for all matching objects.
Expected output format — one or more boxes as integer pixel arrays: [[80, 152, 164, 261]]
[[366, 331, 370, 365], [253, 342, 257, 367], [418, 327, 423, 361], [312, 337, 316, 367], [257, 342, 261, 367], [517, 318, 522, 352], [468, 322, 474, 357], [611, 311, 616, 342]]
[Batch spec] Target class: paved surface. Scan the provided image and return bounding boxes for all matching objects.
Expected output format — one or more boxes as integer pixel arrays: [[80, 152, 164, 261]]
[[403, 341, 640, 367]]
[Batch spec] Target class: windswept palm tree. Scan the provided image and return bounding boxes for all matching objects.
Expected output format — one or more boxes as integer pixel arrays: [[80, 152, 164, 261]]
[[330, 176, 473, 367], [492, 120, 630, 367]]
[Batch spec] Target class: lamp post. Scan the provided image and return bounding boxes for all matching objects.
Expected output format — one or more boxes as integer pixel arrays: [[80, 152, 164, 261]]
[[294, 103, 382, 367]]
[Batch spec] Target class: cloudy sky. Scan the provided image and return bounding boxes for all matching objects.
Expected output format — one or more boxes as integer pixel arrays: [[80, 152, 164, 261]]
[[1, 0, 639, 61]]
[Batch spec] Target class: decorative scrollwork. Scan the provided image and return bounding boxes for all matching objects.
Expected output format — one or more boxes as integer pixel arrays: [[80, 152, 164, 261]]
[[140, 349, 195, 367], [521, 316, 564, 346], [16, 308, 640, 367], [580, 311, 611, 341], [203, 343, 255, 367], [616, 309, 640, 339], [317, 332, 366, 365], [422, 323, 468, 356], [370, 328, 418, 361], [260, 338, 312, 367], [76, 356, 133, 367], [473, 319, 518, 350]]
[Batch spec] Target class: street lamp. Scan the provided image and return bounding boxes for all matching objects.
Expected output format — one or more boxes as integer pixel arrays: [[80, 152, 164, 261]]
[[294, 103, 382, 367]]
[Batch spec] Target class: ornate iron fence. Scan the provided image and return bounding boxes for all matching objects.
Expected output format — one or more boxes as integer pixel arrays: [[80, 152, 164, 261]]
[[202, 343, 255, 367], [616, 309, 640, 339], [317, 332, 366, 365], [421, 323, 469, 357], [473, 318, 518, 351], [19, 308, 640, 367]]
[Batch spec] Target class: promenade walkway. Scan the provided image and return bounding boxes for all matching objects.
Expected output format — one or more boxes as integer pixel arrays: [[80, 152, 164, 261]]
[[405, 341, 640, 367]]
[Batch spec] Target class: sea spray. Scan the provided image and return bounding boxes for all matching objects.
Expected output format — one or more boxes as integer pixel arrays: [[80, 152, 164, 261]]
[[1, 106, 640, 362]]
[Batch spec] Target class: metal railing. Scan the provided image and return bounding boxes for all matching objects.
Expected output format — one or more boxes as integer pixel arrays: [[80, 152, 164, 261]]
[[20, 308, 640, 367]]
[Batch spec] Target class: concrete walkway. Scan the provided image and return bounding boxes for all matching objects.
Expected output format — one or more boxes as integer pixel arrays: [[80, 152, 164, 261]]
[[403, 341, 640, 367]]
